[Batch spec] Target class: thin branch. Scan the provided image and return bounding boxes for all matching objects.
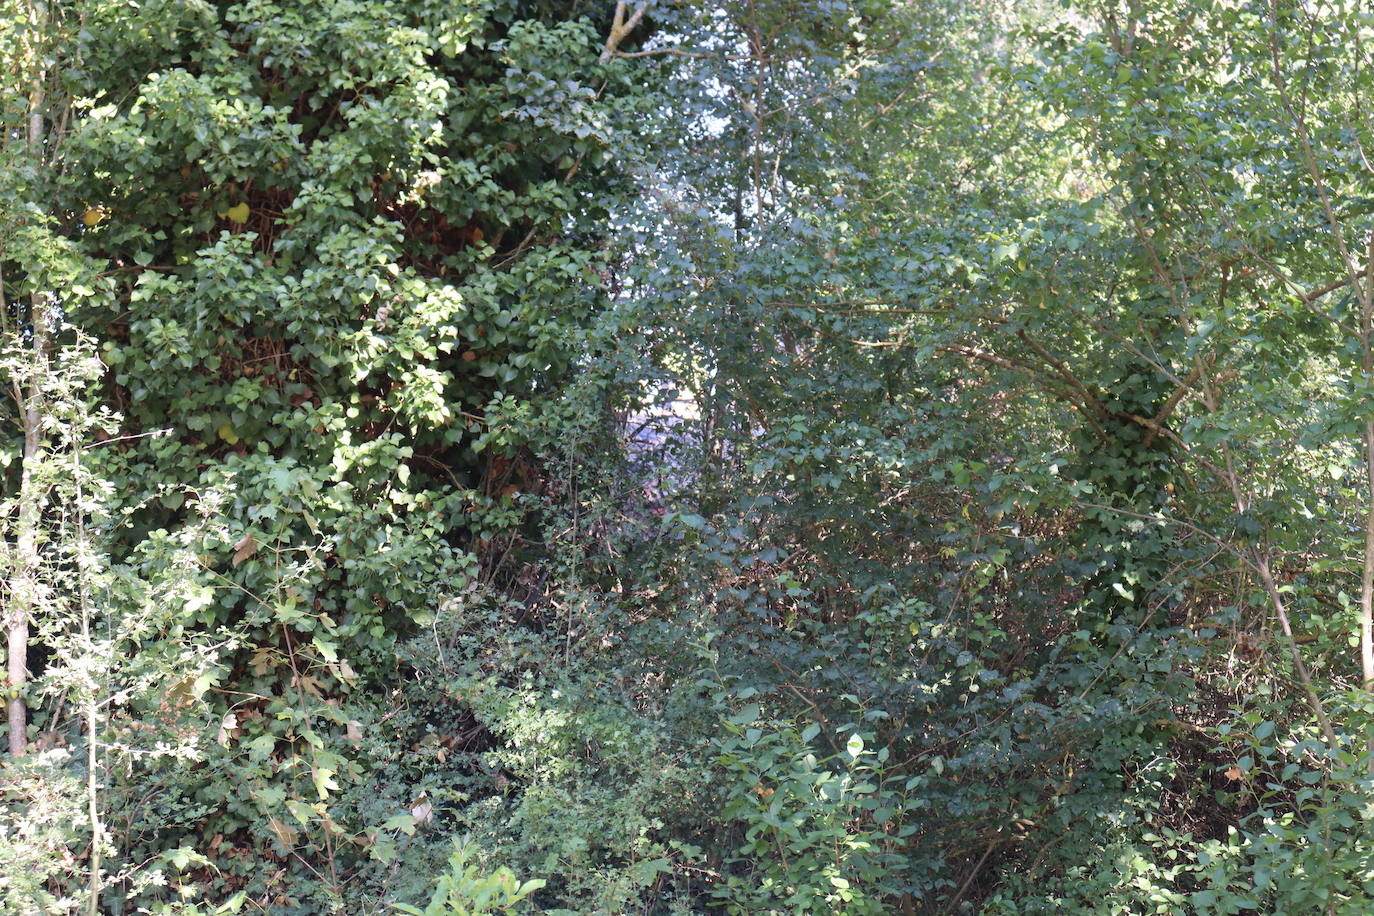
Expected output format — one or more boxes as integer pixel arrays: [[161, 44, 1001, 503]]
[[942, 341, 1110, 440], [1254, 554, 1342, 753], [613, 47, 716, 60], [1015, 329, 1108, 420], [1144, 364, 1203, 446]]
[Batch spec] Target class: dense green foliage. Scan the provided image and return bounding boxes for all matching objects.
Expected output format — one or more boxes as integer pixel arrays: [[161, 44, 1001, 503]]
[[6, 0, 1374, 913]]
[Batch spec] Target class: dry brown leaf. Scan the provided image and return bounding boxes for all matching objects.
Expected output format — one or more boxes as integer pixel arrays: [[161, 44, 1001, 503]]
[[217, 713, 239, 747], [232, 532, 259, 567]]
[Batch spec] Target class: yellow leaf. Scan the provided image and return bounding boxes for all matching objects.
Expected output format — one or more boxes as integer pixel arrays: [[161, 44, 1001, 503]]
[[312, 767, 338, 801], [226, 202, 250, 224], [83, 207, 107, 227], [218, 423, 239, 444]]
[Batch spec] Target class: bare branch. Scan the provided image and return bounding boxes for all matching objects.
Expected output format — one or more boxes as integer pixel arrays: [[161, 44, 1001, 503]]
[[599, 1, 649, 63], [613, 47, 715, 60]]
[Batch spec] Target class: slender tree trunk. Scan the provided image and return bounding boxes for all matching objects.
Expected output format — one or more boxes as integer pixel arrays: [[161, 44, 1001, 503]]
[[7, 303, 49, 759], [7, 0, 50, 758], [1270, 2, 1374, 766], [5, 575, 27, 756], [1256, 554, 1342, 753], [1360, 232, 1374, 772]]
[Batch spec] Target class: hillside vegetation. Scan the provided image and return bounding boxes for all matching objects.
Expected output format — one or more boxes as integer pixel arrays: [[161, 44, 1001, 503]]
[[4, 1, 1374, 914]]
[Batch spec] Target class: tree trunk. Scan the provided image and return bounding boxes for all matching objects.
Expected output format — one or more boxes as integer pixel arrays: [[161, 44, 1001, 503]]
[[6, 294, 50, 758], [7, 0, 50, 758], [1360, 232, 1374, 772], [7, 342, 44, 756]]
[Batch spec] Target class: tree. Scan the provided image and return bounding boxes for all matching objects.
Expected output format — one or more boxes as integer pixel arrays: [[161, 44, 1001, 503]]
[[1, 0, 58, 760], [3, 0, 655, 910], [9, 1, 1374, 912]]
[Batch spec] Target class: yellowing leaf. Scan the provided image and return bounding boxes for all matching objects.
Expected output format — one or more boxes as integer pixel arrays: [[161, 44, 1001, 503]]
[[312, 766, 338, 801], [226, 202, 250, 224], [83, 206, 108, 227]]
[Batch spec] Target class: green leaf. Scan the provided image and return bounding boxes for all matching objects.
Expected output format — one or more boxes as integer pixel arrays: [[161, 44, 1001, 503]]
[[382, 814, 417, 837]]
